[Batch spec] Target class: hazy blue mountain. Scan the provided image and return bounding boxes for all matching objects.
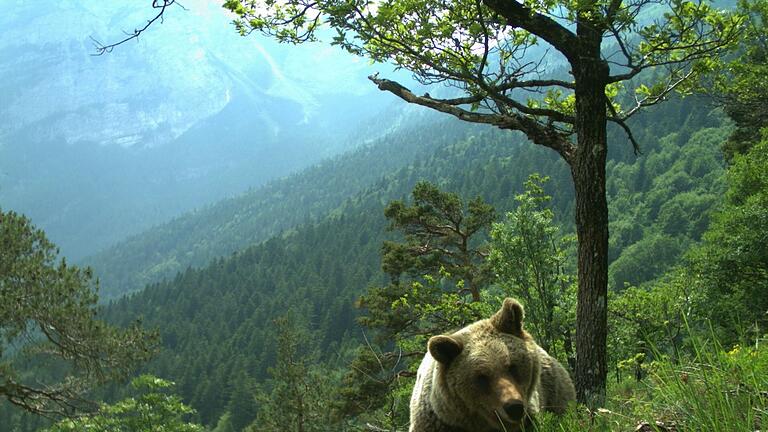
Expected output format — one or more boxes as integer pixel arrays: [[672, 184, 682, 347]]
[[0, 0, 400, 259]]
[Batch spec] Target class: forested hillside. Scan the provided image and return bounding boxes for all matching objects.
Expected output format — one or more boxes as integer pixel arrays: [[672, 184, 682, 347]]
[[84, 119, 483, 298], [86, 89, 721, 298], [4, 0, 768, 429], [50, 97, 730, 430]]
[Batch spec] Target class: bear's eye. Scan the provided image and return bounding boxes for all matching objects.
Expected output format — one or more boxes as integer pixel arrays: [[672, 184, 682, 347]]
[[509, 365, 520, 381], [474, 373, 491, 390]]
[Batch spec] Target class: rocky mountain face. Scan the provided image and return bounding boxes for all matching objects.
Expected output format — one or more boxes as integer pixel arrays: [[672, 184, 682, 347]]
[[0, 0, 396, 259]]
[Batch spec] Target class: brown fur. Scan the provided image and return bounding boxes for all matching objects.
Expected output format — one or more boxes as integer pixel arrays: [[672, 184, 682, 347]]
[[409, 298, 576, 432]]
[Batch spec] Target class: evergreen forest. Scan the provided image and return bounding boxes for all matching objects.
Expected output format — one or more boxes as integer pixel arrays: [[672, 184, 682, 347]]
[[1, 0, 767, 431]]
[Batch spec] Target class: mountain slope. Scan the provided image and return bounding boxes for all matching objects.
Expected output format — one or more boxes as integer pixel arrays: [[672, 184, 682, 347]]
[[85, 119, 484, 298], [0, 0, 395, 259]]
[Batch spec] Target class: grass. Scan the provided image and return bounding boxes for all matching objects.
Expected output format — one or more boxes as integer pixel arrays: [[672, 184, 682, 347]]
[[533, 335, 768, 431]]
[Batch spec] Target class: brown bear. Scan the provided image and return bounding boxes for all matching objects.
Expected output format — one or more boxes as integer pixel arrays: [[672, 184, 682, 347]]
[[408, 298, 576, 432]]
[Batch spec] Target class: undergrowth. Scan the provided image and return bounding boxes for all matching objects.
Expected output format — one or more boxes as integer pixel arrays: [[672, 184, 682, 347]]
[[534, 335, 768, 431]]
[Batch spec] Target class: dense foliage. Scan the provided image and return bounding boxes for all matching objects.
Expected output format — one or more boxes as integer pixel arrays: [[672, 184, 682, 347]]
[[489, 175, 577, 363], [0, 211, 156, 426], [688, 134, 768, 338], [44, 375, 203, 432], [709, 0, 768, 159]]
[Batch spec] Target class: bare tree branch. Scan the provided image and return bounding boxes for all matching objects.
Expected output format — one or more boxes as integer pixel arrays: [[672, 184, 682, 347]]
[[482, 0, 579, 64], [1, 378, 97, 420], [606, 99, 642, 156], [623, 68, 695, 119], [91, 0, 185, 55], [368, 74, 576, 162]]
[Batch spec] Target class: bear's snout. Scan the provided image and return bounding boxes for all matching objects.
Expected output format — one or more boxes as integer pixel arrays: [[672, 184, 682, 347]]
[[503, 400, 525, 421]]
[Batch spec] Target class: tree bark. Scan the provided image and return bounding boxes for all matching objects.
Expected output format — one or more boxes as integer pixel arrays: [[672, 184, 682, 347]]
[[571, 25, 610, 407]]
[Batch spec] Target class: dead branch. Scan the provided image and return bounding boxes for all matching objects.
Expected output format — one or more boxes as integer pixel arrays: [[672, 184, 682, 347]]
[[91, 0, 185, 55]]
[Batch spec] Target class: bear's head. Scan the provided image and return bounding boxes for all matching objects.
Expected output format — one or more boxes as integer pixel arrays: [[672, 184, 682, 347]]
[[427, 298, 542, 432]]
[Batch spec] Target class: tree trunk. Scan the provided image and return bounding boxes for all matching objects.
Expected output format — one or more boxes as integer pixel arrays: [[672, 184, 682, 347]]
[[571, 29, 609, 407]]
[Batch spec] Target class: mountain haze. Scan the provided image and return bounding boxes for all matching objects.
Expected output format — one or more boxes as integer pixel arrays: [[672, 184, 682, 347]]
[[0, 0, 398, 259]]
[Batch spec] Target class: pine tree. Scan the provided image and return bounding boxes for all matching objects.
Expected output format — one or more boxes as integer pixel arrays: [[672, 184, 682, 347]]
[[0, 210, 156, 418]]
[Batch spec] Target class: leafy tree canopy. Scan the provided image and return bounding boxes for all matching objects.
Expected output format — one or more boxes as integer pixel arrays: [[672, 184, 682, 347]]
[[383, 180, 495, 300], [0, 210, 157, 418], [44, 375, 203, 432], [224, 0, 740, 154], [359, 181, 495, 342], [688, 134, 768, 336], [489, 174, 577, 362], [708, 0, 768, 159]]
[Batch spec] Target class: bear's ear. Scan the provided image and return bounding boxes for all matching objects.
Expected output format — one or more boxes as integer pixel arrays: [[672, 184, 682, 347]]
[[491, 298, 525, 336], [428, 335, 463, 364]]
